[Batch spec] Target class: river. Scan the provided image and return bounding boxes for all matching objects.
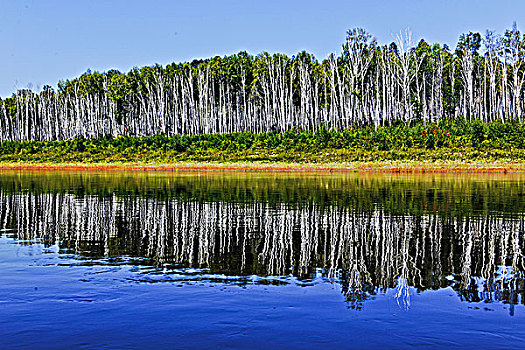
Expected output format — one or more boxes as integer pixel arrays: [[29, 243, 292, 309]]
[[0, 171, 524, 349]]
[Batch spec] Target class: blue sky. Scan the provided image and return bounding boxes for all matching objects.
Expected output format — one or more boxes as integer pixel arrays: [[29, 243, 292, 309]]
[[0, 0, 523, 97]]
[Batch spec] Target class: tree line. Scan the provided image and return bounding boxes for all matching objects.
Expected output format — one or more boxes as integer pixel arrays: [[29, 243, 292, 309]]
[[1, 25, 525, 141]]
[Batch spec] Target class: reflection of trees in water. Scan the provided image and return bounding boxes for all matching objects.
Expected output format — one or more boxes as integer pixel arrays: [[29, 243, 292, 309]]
[[1, 192, 524, 309]]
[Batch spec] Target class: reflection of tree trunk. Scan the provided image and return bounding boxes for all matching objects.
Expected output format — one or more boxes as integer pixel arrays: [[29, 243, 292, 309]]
[[1, 191, 524, 307]]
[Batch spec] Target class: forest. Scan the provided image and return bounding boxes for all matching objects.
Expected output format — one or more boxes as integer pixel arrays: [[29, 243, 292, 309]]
[[1, 26, 525, 161]]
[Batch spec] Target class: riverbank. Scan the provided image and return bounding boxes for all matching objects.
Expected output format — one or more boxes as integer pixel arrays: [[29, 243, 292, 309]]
[[1, 160, 525, 173], [1, 120, 525, 172]]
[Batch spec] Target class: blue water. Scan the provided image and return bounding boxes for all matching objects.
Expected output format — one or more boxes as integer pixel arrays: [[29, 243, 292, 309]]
[[0, 172, 524, 349]]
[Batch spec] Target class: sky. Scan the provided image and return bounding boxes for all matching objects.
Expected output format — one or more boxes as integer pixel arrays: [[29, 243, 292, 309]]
[[1, 0, 524, 97]]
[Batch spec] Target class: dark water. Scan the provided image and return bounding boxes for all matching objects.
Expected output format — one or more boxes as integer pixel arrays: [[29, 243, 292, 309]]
[[1, 171, 525, 349]]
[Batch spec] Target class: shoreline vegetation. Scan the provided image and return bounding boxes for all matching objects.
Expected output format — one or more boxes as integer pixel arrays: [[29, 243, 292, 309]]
[[0, 119, 525, 172]]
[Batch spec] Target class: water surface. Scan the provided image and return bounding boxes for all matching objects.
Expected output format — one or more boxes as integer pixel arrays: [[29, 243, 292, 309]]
[[1, 171, 524, 349]]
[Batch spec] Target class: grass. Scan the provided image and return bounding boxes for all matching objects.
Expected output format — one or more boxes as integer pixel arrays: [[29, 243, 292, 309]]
[[1, 119, 525, 170]]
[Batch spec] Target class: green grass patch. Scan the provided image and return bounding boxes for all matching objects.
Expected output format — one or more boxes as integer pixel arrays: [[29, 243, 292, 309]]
[[1, 119, 525, 164]]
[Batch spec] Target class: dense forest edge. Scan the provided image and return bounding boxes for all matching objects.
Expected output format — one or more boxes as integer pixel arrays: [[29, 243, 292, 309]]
[[3, 26, 525, 166]]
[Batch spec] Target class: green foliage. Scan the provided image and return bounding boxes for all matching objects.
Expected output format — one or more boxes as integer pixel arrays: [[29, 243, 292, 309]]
[[0, 120, 524, 163], [456, 32, 482, 56]]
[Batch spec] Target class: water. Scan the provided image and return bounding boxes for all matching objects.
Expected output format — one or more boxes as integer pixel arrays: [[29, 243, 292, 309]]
[[1, 171, 524, 349]]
